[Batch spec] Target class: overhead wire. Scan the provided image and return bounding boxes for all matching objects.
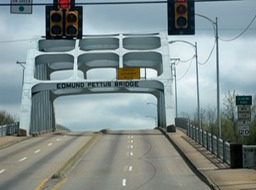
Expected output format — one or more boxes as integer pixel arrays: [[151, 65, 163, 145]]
[[219, 14, 256, 42], [176, 56, 195, 81], [0, 39, 31, 44], [198, 40, 216, 65]]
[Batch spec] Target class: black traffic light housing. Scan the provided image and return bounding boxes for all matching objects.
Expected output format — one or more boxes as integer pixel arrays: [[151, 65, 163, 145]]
[[46, 6, 64, 39], [168, 0, 195, 35], [65, 7, 83, 39], [46, 0, 82, 39]]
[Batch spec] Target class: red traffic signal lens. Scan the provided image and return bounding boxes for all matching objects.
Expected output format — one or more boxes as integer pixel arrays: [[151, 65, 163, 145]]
[[59, 0, 70, 9], [176, 4, 187, 14]]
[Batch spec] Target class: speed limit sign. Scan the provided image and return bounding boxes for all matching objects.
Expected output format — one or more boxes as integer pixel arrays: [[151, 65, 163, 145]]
[[239, 126, 250, 136]]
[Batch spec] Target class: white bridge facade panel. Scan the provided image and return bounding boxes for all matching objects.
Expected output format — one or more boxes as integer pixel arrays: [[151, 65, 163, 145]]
[[19, 33, 174, 135]]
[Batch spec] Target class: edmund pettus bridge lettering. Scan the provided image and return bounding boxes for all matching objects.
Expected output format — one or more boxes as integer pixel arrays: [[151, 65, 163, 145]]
[[57, 81, 140, 89]]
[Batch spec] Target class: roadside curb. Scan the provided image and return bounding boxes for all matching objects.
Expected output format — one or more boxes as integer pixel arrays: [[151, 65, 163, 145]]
[[52, 132, 103, 179], [158, 128, 217, 190], [0, 136, 31, 150], [35, 132, 103, 190]]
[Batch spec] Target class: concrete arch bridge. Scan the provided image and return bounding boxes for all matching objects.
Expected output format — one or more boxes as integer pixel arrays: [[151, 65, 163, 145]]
[[19, 33, 175, 136]]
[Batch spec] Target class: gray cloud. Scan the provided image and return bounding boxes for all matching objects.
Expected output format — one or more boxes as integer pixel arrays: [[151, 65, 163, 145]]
[[0, 0, 255, 130]]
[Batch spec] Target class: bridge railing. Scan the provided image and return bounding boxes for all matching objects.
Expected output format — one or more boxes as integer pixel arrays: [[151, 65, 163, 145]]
[[1, 123, 71, 137], [176, 117, 256, 168], [186, 122, 231, 165], [243, 145, 256, 168], [55, 124, 71, 132], [0, 123, 19, 137]]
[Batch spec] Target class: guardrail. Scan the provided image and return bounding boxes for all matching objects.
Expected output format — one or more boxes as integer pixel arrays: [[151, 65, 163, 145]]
[[186, 123, 231, 165], [1, 123, 70, 137], [176, 117, 256, 168], [243, 145, 256, 168], [0, 123, 19, 137], [55, 124, 71, 132]]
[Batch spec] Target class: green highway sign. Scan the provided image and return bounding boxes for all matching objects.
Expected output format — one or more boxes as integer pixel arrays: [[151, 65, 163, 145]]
[[236, 95, 252, 105]]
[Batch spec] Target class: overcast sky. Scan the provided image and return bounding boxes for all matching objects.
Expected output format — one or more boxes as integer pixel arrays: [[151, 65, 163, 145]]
[[0, 0, 255, 131]]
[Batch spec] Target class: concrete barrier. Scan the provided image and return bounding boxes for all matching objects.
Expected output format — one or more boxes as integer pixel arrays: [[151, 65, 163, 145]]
[[167, 125, 176, 133]]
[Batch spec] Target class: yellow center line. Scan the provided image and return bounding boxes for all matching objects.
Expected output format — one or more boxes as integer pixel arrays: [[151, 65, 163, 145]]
[[34, 178, 49, 190], [52, 177, 68, 190]]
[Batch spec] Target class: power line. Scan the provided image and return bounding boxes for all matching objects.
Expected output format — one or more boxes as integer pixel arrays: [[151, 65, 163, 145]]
[[0, 39, 31, 44], [219, 14, 256, 42], [198, 40, 215, 65], [177, 57, 194, 81]]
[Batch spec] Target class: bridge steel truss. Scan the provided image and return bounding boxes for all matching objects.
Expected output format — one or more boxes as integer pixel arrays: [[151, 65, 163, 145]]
[[19, 33, 175, 136]]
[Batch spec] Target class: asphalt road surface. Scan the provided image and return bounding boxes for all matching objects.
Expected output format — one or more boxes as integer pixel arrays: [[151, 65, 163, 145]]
[[58, 129, 210, 190], [0, 132, 95, 190]]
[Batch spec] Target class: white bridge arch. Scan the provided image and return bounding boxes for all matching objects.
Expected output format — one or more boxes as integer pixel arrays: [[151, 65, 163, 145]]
[[19, 33, 175, 136]]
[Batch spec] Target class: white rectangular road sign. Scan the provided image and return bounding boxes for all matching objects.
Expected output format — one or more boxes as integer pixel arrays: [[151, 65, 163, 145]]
[[239, 126, 250, 136], [238, 105, 250, 112], [238, 112, 251, 121], [237, 105, 251, 122], [11, 0, 33, 14]]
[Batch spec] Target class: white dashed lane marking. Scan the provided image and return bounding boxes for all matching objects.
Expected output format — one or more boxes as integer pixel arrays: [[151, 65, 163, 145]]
[[34, 149, 41, 154], [122, 179, 126, 187], [0, 169, 6, 174], [19, 157, 27, 162], [48, 143, 53, 146]]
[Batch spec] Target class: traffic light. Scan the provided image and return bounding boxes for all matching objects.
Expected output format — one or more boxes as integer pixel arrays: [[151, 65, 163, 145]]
[[46, 6, 64, 39], [65, 7, 83, 39], [46, 0, 82, 39], [168, 0, 195, 35]]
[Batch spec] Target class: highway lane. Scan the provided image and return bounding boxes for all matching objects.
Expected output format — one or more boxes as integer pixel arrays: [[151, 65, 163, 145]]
[[58, 129, 210, 190], [0, 132, 95, 190]]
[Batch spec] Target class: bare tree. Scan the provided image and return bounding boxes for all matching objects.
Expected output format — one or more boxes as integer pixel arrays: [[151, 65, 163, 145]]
[[251, 95, 256, 122], [0, 110, 15, 125], [223, 90, 239, 141]]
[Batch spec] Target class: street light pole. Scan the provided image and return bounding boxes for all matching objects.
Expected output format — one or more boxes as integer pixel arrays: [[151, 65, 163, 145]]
[[170, 58, 180, 118], [146, 115, 157, 128], [196, 14, 221, 138], [215, 17, 221, 138], [195, 42, 201, 129], [169, 41, 200, 129], [16, 61, 26, 86], [146, 102, 158, 126]]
